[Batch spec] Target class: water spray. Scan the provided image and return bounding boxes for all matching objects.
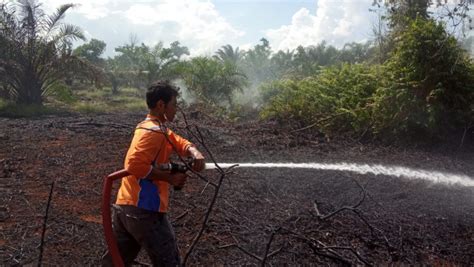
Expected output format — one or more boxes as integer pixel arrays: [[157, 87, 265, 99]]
[[204, 162, 474, 187]]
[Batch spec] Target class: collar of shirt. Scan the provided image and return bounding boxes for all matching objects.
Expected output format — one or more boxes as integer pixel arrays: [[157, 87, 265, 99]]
[[146, 114, 162, 122]]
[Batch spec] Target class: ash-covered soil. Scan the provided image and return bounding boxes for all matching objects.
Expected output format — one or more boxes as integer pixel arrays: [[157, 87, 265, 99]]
[[1, 111, 473, 266]]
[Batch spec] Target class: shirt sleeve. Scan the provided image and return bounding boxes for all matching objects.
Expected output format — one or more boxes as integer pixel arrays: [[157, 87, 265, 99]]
[[168, 130, 194, 157], [124, 130, 164, 179]]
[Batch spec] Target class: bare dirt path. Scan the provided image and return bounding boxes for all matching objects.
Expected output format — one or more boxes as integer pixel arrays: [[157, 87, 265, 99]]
[[1, 113, 473, 266]]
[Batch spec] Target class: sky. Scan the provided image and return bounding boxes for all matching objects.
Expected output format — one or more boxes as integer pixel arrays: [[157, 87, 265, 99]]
[[36, 0, 472, 57]]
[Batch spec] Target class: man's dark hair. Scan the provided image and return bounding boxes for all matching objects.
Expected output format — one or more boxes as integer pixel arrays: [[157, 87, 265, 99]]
[[146, 80, 179, 109]]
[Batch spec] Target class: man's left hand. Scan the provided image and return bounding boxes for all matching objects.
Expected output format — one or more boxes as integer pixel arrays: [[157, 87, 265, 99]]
[[188, 146, 205, 172]]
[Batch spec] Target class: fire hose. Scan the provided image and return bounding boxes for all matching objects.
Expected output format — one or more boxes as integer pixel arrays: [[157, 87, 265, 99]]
[[102, 169, 128, 267]]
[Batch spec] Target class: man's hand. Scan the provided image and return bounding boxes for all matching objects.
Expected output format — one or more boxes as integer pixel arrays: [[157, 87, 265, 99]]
[[188, 146, 205, 172], [168, 173, 187, 187]]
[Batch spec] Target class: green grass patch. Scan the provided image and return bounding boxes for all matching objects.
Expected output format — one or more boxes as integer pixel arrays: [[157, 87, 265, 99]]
[[75, 87, 109, 100], [73, 102, 108, 114], [0, 86, 148, 117], [71, 87, 147, 114], [0, 100, 65, 118]]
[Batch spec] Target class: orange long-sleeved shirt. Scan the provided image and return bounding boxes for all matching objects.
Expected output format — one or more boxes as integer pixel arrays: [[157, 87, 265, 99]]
[[116, 114, 193, 213]]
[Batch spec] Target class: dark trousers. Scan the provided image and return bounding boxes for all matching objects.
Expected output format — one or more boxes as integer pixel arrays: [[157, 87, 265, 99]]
[[102, 205, 181, 267]]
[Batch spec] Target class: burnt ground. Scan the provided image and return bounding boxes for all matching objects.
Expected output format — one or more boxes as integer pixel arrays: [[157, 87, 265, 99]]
[[0, 111, 473, 266]]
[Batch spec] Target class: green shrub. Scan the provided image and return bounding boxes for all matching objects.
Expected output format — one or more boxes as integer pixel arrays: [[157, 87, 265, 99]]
[[372, 18, 474, 136], [260, 18, 474, 140], [260, 63, 380, 134], [49, 83, 77, 104]]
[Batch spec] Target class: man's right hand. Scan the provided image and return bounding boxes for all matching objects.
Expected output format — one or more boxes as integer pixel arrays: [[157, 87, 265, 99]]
[[168, 172, 187, 187]]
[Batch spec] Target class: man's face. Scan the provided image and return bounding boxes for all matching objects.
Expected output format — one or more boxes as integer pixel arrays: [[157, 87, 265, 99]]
[[164, 96, 177, 122]]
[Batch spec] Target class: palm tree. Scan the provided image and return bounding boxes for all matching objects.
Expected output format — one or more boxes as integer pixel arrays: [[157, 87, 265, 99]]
[[181, 57, 247, 107], [340, 42, 374, 64], [213, 44, 243, 65], [0, 0, 90, 105], [140, 42, 182, 87], [111, 40, 188, 90], [241, 38, 273, 84], [270, 49, 294, 78]]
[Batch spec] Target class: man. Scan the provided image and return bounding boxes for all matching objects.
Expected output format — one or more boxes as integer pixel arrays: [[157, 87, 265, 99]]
[[103, 81, 205, 267]]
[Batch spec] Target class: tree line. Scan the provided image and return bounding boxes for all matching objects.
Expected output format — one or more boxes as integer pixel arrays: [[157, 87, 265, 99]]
[[0, 0, 384, 106], [1, 0, 473, 140]]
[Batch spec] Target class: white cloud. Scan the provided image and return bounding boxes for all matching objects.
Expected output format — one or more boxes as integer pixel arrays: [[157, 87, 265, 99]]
[[36, 0, 245, 56], [123, 0, 245, 55], [266, 0, 376, 51], [40, 0, 116, 20], [239, 42, 254, 51]]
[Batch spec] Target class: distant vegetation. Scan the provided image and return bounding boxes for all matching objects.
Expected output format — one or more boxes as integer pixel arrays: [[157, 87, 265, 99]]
[[1, 0, 473, 140]]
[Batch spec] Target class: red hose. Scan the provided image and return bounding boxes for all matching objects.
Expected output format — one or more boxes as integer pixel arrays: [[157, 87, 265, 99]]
[[102, 169, 129, 267]]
